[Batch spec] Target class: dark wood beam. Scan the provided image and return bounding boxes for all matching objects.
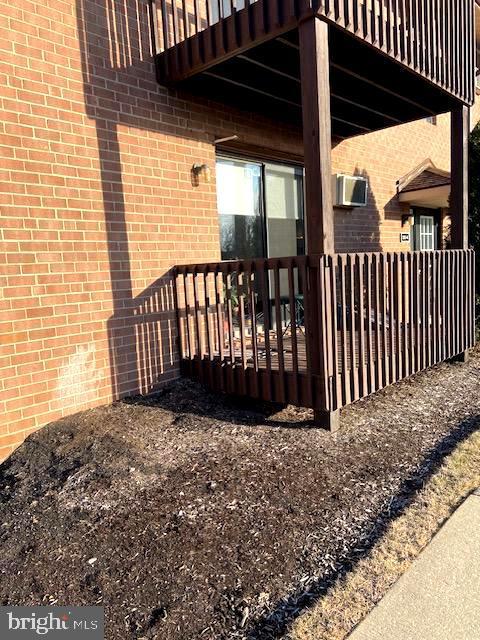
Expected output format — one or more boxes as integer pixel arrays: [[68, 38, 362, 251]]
[[450, 106, 469, 250]]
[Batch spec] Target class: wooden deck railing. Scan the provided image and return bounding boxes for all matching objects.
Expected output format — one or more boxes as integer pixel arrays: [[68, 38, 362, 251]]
[[152, 0, 476, 105], [174, 250, 475, 413]]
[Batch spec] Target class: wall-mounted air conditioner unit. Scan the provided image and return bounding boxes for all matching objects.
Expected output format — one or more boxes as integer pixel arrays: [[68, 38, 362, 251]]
[[333, 174, 369, 208]]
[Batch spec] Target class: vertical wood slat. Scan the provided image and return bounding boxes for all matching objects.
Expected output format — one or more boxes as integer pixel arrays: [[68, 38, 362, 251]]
[[273, 262, 286, 402], [398, 0, 406, 61], [378, 0, 385, 49], [348, 254, 359, 401], [450, 251, 456, 356], [374, 254, 382, 390], [424, 0, 431, 76], [421, 251, 427, 370], [425, 251, 431, 368], [385, 0, 392, 53], [388, 253, 396, 383], [392, 0, 399, 59], [408, 252, 415, 375], [192, 268, 204, 380], [400, 253, 408, 378], [453, 250, 460, 355], [380, 253, 389, 387], [300, 259, 313, 407], [471, 250, 476, 347], [329, 255, 340, 410], [287, 262, 299, 404], [431, 251, 438, 365], [225, 270, 236, 392], [214, 269, 225, 390], [339, 255, 350, 406], [365, 254, 375, 394], [440, 0, 446, 87], [260, 260, 273, 400], [203, 269, 214, 361], [394, 253, 402, 381], [315, 255, 329, 409], [460, 250, 466, 353], [439, 250, 446, 362], [345, 0, 355, 28], [237, 269, 247, 393], [357, 253, 367, 398], [183, 271, 194, 361], [246, 264, 259, 398], [445, 250, 452, 358]]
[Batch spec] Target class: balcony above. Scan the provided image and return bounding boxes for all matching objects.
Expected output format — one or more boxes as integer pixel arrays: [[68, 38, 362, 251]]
[[151, 0, 476, 138]]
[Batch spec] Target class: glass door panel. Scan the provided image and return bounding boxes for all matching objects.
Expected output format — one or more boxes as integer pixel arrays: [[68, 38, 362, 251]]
[[264, 162, 305, 314], [264, 162, 305, 259], [419, 215, 435, 250], [217, 158, 263, 260]]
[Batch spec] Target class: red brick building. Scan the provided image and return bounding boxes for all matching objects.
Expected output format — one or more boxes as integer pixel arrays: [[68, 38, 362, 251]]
[[1, 0, 479, 458]]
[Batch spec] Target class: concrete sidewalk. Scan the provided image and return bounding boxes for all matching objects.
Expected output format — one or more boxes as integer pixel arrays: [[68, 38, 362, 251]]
[[348, 491, 480, 640]]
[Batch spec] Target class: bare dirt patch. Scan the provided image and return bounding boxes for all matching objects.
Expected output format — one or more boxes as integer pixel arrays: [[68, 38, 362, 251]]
[[1, 351, 480, 640]]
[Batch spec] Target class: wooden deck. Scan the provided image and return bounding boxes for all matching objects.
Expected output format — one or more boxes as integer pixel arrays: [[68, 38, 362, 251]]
[[175, 251, 475, 412]]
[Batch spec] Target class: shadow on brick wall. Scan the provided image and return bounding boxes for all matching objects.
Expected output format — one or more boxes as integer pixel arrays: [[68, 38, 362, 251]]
[[76, 0, 390, 401], [76, 0, 202, 399]]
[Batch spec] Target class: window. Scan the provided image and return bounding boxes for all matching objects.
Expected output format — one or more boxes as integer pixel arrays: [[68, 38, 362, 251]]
[[216, 155, 305, 261]]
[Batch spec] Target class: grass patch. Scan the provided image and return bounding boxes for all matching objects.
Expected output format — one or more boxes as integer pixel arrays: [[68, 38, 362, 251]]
[[288, 427, 480, 640]]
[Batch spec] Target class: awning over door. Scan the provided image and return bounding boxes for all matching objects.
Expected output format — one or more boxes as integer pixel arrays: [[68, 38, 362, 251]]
[[397, 159, 451, 208]]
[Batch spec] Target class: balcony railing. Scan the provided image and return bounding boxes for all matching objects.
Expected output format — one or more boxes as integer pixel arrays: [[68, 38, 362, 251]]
[[174, 250, 475, 413], [151, 0, 476, 105]]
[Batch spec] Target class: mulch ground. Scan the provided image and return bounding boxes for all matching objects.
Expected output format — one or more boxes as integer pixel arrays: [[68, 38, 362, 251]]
[[1, 350, 480, 640]]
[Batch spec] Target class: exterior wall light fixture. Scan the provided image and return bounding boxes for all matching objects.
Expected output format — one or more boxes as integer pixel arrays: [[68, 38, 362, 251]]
[[191, 163, 212, 186]]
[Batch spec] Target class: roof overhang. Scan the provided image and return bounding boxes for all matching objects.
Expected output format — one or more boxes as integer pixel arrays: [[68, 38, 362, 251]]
[[398, 185, 450, 208], [397, 159, 451, 208]]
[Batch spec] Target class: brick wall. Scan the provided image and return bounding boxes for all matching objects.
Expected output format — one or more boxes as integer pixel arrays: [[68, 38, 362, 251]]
[[1, 0, 478, 459]]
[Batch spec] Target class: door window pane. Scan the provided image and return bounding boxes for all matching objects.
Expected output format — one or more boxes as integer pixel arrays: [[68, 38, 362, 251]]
[[217, 158, 263, 260], [264, 163, 305, 258], [419, 215, 435, 250]]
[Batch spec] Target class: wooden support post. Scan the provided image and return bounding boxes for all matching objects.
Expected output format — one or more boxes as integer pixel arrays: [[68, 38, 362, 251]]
[[300, 17, 339, 431], [450, 106, 470, 364], [299, 17, 334, 255], [314, 408, 340, 432], [450, 106, 469, 251]]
